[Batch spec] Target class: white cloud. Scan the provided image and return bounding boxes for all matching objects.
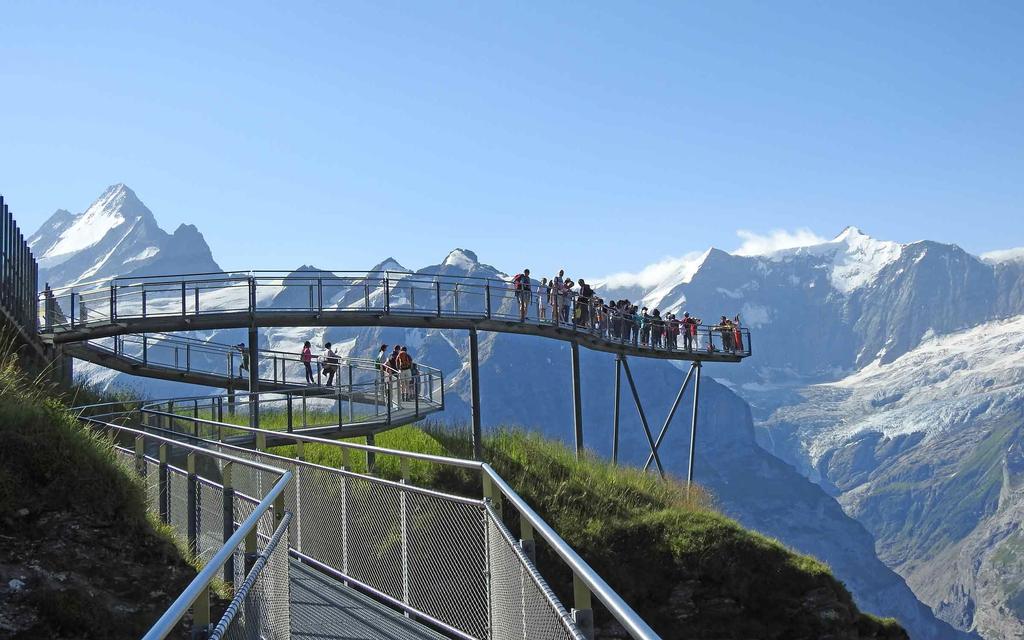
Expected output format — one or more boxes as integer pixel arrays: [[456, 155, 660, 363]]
[[981, 247, 1024, 264], [733, 228, 827, 257], [599, 251, 708, 290]]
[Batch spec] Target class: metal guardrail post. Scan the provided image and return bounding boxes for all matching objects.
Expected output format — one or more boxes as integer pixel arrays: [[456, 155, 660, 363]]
[[485, 283, 491, 318], [347, 364, 354, 423], [181, 281, 186, 317], [383, 277, 390, 313], [435, 280, 442, 316], [186, 343, 191, 372], [286, 395, 293, 432], [135, 435, 146, 477], [158, 444, 170, 523], [481, 473, 503, 518], [400, 458, 410, 604], [318, 277, 323, 311], [194, 286, 200, 314], [339, 449, 349, 575], [141, 288, 147, 318], [43, 285, 53, 332], [70, 292, 76, 329], [193, 585, 211, 639], [109, 283, 116, 322], [255, 428, 267, 452], [366, 434, 376, 474], [572, 573, 595, 640], [142, 335, 148, 365], [519, 518, 536, 563], [187, 453, 198, 558], [222, 462, 235, 586]]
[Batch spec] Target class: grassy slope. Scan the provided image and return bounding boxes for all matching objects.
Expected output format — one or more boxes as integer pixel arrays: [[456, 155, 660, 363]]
[[0, 347, 195, 639], [273, 423, 908, 640]]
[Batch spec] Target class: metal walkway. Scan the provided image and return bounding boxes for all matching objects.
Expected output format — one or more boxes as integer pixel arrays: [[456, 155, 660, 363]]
[[290, 560, 446, 640], [40, 270, 752, 363]]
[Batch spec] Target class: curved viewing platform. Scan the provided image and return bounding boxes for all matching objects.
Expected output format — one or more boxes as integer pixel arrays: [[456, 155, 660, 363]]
[[39, 270, 752, 363]]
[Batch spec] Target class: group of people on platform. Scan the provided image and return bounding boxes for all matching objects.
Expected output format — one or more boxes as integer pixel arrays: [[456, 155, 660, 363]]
[[296, 341, 417, 399], [512, 268, 745, 354]]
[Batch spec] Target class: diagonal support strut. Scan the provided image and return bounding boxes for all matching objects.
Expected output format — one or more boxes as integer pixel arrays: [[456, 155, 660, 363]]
[[643, 362, 697, 472], [619, 356, 665, 478]]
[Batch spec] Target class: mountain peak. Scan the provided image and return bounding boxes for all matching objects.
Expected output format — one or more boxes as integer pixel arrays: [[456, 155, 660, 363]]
[[442, 248, 479, 269], [834, 226, 869, 243], [371, 257, 408, 273]]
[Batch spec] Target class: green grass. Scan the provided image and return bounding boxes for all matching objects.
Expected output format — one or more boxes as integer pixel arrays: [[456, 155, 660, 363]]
[[0, 328, 198, 638], [275, 423, 908, 639]]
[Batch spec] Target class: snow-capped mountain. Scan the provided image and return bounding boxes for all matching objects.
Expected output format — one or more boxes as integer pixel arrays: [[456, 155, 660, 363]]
[[29, 184, 220, 288], [760, 316, 1024, 639]]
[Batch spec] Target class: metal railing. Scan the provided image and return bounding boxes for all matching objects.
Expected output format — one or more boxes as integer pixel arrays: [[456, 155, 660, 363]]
[[82, 395, 661, 640], [81, 331, 444, 398], [78, 409, 293, 640], [40, 270, 751, 359]]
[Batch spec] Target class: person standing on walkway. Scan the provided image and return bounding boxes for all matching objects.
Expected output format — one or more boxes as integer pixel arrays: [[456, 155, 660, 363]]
[[682, 312, 700, 352], [513, 269, 532, 321], [301, 341, 315, 384], [375, 344, 389, 379], [561, 278, 574, 323], [397, 346, 414, 401], [237, 343, 249, 379], [321, 342, 340, 387], [537, 277, 549, 322]]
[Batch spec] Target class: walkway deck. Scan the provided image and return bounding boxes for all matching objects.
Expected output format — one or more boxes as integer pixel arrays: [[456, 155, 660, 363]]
[[290, 560, 447, 640]]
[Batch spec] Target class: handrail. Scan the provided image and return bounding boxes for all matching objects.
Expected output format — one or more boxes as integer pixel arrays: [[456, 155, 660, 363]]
[[209, 512, 293, 640], [482, 464, 660, 640]]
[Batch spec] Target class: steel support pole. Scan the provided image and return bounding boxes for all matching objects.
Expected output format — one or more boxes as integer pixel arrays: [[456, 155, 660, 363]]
[[248, 326, 259, 428], [687, 361, 702, 489], [643, 362, 697, 472], [612, 354, 622, 465], [620, 357, 665, 478], [571, 340, 584, 459], [469, 327, 482, 460]]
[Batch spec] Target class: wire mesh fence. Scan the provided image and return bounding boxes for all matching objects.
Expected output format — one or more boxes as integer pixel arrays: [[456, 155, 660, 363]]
[[485, 505, 584, 640]]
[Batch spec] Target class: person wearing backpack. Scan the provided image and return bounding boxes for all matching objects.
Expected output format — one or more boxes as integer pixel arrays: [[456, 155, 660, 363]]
[[397, 346, 414, 400], [639, 308, 651, 346], [513, 269, 531, 322], [321, 342, 340, 387]]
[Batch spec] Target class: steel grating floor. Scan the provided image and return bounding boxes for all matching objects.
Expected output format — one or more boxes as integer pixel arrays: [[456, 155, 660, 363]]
[[290, 560, 449, 640]]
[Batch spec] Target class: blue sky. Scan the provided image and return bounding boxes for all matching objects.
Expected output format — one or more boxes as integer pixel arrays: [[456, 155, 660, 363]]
[[1, 1, 1021, 277]]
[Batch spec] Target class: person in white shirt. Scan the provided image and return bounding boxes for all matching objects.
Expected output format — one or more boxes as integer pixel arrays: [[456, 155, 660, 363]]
[[321, 342, 340, 387]]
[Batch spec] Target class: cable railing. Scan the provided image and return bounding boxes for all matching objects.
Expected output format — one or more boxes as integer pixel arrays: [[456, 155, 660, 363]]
[[77, 409, 293, 640], [80, 394, 661, 640], [40, 270, 751, 359]]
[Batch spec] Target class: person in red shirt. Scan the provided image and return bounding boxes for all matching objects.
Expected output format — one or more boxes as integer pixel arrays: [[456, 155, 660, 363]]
[[301, 340, 314, 384]]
